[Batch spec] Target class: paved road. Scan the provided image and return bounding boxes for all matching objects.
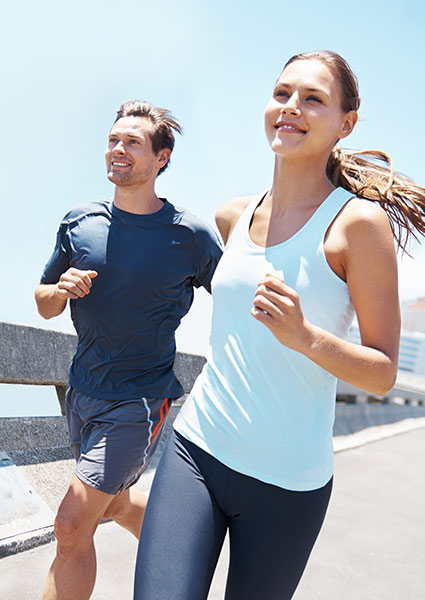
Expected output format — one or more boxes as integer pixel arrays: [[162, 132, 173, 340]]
[[1, 427, 424, 599]]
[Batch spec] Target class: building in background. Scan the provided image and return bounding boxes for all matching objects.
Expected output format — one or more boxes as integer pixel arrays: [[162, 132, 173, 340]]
[[402, 297, 425, 334], [348, 325, 425, 377]]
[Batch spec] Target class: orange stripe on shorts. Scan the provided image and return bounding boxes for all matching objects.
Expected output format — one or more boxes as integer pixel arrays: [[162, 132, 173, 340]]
[[151, 398, 170, 444]]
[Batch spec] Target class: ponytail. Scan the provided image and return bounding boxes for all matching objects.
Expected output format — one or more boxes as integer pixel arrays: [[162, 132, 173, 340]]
[[327, 147, 425, 253]]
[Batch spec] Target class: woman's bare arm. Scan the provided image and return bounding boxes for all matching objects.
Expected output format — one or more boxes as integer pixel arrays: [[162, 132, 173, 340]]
[[252, 201, 400, 396]]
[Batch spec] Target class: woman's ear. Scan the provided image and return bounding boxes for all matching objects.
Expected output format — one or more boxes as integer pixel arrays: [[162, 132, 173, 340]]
[[339, 110, 358, 139]]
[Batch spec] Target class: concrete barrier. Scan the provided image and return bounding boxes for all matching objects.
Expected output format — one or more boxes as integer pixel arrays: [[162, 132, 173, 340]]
[[1, 320, 425, 557], [0, 321, 206, 556]]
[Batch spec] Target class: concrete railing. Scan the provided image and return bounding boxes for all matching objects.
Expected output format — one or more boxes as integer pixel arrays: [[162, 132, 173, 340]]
[[3, 320, 425, 416], [2, 320, 425, 558], [0, 321, 207, 557], [0, 321, 206, 414], [3, 320, 425, 419]]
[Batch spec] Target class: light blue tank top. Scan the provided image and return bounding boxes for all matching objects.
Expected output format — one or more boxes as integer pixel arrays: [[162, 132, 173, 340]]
[[174, 187, 355, 491]]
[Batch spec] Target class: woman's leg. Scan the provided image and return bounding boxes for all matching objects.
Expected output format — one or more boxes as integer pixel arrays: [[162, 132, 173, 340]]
[[134, 430, 228, 600], [224, 472, 333, 600]]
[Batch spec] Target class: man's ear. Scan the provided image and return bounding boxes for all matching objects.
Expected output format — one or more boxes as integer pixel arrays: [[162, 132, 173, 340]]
[[339, 110, 358, 139], [157, 148, 171, 168]]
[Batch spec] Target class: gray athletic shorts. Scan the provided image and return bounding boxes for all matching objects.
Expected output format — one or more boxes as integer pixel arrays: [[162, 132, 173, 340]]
[[65, 386, 172, 495]]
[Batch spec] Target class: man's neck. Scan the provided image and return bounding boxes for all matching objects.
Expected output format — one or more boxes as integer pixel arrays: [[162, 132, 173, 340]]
[[113, 184, 164, 215]]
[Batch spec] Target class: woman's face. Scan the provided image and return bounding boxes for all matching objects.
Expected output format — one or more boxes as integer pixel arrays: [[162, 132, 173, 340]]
[[264, 59, 356, 162]]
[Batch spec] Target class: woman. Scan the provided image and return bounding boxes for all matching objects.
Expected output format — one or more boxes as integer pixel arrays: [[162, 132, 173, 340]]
[[133, 51, 425, 599]]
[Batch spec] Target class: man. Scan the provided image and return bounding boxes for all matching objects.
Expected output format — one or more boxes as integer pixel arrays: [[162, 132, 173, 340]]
[[35, 100, 222, 600]]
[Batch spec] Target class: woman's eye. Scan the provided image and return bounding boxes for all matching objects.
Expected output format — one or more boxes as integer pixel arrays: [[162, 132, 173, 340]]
[[306, 96, 322, 103], [275, 91, 289, 98]]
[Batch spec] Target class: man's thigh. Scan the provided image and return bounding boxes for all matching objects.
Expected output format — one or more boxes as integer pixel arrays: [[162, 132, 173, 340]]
[[66, 388, 171, 495]]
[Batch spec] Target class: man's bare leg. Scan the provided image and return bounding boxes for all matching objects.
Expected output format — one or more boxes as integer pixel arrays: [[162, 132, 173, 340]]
[[103, 486, 147, 538], [42, 475, 147, 600]]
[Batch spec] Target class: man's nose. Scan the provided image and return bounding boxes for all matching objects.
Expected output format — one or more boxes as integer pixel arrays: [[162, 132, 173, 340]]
[[112, 140, 125, 153]]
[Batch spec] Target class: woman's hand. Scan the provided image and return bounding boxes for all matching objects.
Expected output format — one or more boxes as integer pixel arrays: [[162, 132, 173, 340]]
[[251, 273, 312, 353]]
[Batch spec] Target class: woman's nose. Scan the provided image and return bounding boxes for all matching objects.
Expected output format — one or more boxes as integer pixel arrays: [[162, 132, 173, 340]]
[[281, 93, 301, 116]]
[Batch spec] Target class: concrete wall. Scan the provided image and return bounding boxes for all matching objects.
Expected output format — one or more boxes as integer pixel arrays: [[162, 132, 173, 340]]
[[1, 321, 425, 557], [0, 321, 77, 386], [0, 320, 205, 413], [0, 322, 206, 556]]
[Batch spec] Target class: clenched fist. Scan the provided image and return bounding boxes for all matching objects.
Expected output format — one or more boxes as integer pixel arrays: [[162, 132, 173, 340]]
[[251, 272, 312, 353], [56, 268, 98, 300]]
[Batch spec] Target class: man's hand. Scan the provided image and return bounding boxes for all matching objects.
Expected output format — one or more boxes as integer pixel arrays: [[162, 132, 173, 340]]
[[35, 268, 98, 319], [251, 273, 312, 353], [55, 268, 98, 300]]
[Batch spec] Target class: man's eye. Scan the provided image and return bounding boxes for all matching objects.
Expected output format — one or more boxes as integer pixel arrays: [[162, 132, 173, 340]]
[[129, 139, 139, 144]]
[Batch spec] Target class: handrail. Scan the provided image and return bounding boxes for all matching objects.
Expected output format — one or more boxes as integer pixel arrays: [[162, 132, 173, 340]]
[[2, 320, 425, 414], [0, 321, 206, 414]]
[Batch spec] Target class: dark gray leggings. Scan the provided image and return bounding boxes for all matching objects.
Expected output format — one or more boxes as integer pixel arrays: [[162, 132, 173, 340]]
[[134, 430, 332, 600]]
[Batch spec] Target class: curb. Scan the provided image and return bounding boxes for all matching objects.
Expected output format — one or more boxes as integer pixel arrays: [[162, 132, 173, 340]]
[[0, 526, 55, 559]]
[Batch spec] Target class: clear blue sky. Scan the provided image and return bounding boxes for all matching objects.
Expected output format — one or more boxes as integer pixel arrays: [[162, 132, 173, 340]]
[[1, 0, 424, 416]]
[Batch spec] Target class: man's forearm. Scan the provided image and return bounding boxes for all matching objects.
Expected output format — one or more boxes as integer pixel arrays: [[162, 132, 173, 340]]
[[35, 283, 67, 319]]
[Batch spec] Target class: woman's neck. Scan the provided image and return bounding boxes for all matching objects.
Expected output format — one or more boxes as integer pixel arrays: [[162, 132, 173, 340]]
[[269, 155, 335, 212]]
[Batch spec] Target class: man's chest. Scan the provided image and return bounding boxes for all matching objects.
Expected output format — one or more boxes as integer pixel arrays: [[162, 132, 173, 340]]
[[67, 219, 198, 288]]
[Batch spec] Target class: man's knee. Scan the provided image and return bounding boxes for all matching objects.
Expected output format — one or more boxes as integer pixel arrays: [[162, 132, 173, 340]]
[[54, 506, 94, 552]]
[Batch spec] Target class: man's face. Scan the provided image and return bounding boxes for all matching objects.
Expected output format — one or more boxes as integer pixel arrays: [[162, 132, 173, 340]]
[[105, 116, 168, 187]]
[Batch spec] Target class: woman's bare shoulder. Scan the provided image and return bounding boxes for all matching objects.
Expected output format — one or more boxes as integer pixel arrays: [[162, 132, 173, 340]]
[[339, 197, 390, 229], [334, 195, 393, 245], [215, 195, 256, 244], [216, 195, 255, 220]]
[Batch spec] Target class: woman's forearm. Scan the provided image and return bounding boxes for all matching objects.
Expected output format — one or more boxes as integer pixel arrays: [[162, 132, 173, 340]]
[[301, 322, 398, 396]]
